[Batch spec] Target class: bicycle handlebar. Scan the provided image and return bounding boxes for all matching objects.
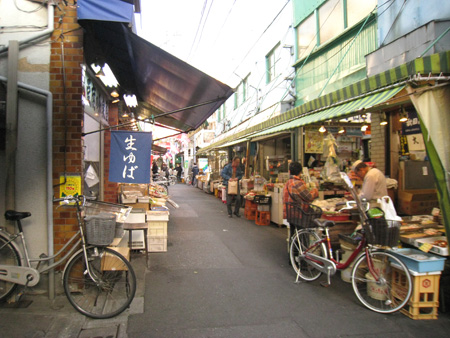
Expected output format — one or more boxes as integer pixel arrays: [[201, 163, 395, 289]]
[[53, 195, 89, 207]]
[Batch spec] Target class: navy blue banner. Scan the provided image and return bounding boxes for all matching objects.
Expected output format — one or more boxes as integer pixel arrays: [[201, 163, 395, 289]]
[[402, 110, 421, 135], [109, 131, 152, 183]]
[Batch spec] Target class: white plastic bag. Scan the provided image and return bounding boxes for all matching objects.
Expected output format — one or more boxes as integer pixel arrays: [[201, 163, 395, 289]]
[[377, 196, 402, 221]]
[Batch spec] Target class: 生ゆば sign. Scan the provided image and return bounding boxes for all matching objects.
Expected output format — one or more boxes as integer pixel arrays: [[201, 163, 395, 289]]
[[109, 131, 152, 183]]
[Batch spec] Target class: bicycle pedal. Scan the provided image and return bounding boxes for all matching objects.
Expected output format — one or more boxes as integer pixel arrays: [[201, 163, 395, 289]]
[[320, 281, 331, 288]]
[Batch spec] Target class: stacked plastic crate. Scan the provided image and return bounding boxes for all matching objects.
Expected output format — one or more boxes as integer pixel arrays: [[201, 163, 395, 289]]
[[146, 209, 169, 252], [389, 248, 446, 319]]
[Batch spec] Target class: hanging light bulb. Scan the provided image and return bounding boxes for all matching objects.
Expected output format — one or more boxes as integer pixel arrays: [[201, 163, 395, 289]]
[[380, 112, 388, 126], [112, 99, 120, 104], [94, 65, 105, 77], [319, 124, 326, 133], [399, 106, 408, 122], [110, 89, 119, 98], [338, 126, 345, 134]]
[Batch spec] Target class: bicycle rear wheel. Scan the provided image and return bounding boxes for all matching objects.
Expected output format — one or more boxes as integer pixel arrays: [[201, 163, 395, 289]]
[[0, 234, 21, 301], [289, 229, 326, 281], [351, 250, 412, 314], [63, 247, 136, 319]]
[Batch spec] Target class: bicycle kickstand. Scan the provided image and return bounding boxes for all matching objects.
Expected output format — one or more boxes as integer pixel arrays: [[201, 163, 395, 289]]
[[15, 274, 34, 302], [320, 268, 333, 288]]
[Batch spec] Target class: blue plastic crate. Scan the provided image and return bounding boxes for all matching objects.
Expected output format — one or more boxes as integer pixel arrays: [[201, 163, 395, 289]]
[[388, 248, 446, 273]]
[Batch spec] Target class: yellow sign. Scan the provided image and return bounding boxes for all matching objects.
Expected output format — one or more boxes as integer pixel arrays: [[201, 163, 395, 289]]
[[60, 175, 82, 199], [305, 126, 324, 154]]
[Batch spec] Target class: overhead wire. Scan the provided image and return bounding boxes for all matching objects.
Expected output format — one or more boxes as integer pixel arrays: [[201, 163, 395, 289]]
[[380, 0, 408, 46], [228, 0, 291, 83], [188, 0, 210, 59], [191, 0, 215, 59], [222, 0, 401, 140]]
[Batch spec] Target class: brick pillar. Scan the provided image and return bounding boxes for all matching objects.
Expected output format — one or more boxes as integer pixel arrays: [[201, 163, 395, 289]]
[[104, 104, 120, 203], [370, 112, 386, 174], [50, 4, 83, 253]]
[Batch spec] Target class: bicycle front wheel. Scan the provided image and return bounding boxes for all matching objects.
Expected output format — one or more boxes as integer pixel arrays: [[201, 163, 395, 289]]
[[289, 228, 326, 281], [63, 247, 136, 319], [0, 234, 21, 301], [351, 250, 412, 314]]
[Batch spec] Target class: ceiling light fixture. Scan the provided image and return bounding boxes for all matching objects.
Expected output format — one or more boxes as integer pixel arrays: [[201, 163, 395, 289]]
[[124, 94, 138, 107], [380, 112, 388, 126], [112, 99, 120, 103], [338, 126, 345, 134], [95, 66, 105, 77], [399, 106, 408, 122], [110, 90, 119, 98], [319, 124, 326, 133]]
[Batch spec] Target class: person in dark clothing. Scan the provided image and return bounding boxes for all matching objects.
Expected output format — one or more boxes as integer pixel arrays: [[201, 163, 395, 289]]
[[174, 163, 183, 182], [152, 160, 159, 180], [162, 163, 169, 179], [191, 163, 199, 186], [220, 157, 244, 217]]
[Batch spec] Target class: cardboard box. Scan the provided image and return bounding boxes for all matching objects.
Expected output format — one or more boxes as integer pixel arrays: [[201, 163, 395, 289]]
[[146, 210, 169, 221], [397, 189, 438, 215], [147, 221, 168, 237], [147, 236, 167, 252], [101, 247, 130, 271], [125, 202, 149, 211], [126, 210, 147, 223]]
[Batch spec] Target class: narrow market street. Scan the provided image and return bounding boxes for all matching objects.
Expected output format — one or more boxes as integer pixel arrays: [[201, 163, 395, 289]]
[[127, 183, 450, 337]]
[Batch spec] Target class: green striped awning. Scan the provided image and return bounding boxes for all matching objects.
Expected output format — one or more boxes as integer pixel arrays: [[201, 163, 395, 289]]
[[217, 137, 249, 148], [251, 85, 405, 138]]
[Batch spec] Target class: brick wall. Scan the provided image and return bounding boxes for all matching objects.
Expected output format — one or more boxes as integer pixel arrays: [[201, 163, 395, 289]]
[[370, 112, 386, 173], [50, 4, 83, 253], [104, 105, 119, 203]]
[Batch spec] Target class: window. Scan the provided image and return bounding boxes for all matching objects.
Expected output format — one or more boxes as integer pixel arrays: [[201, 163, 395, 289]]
[[266, 43, 280, 84], [297, 13, 316, 60], [296, 0, 376, 60], [319, 0, 344, 45], [347, 0, 376, 27], [234, 76, 249, 108], [217, 104, 226, 122]]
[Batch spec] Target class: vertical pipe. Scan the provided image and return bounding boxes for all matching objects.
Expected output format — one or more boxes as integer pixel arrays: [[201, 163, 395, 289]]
[[5, 41, 19, 213]]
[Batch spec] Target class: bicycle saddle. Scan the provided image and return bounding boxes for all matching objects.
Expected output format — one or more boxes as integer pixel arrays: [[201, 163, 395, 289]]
[[5, 210, 31, 221], [313, 218, 335, 228]]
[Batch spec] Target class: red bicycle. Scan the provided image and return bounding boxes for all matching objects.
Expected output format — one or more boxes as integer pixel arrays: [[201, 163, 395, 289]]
[[287, 173, 412, 314]]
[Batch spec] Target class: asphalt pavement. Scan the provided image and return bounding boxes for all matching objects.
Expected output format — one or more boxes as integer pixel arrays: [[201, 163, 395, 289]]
[[1, 183, 450, 337]]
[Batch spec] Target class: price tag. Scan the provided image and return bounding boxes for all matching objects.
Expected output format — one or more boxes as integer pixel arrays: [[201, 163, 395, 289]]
[[419, 242, 433, 253]]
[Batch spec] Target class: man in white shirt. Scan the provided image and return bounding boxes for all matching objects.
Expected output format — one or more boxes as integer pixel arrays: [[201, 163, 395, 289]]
[[351, 160, 388, 202]]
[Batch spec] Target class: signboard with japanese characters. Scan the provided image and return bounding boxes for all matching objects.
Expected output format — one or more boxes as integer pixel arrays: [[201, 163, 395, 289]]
[[109, 131, 152, 183], [401, 110, 425, 152]]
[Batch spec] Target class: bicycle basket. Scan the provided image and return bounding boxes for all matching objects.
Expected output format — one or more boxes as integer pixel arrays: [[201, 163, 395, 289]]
[[85, 213, 116, 246], [84, 200, 132, 222], [363, 218, 400, 247], [285, 201, 322, 229]]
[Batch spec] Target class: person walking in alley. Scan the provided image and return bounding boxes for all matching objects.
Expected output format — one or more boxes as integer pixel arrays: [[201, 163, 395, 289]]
[[174, 163, 183, 182], [283, 161, 319, 239], [221, 156, 244, 217], [191, 162, 199, 186]]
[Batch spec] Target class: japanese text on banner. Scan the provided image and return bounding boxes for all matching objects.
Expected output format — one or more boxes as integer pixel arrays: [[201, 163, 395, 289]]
[[109, 131, 152, 183]]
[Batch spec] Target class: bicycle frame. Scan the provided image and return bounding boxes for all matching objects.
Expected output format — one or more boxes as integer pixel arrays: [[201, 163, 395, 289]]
[[302, 228, 365, 271], [0, 196, 101, 288]]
